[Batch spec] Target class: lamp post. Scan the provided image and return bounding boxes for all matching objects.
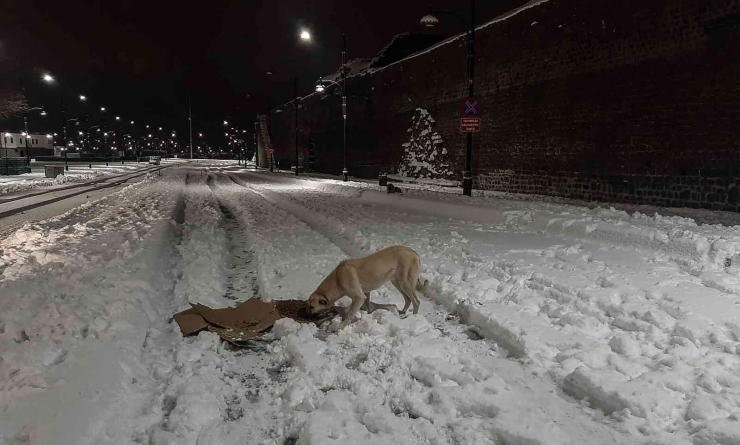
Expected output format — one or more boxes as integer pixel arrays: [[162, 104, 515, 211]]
[[87, 125, 100, 168], [314, 35, 349, 181], [421, 0, 476, 196], [24, 107, 45, 166], [291, 28, 312, 176], [294, 78, 300, 176], [63, 118, 79, 170], [3, 132, 9, 176]]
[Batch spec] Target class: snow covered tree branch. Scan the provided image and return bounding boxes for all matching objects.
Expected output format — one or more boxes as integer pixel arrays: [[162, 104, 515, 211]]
[[0, 87, 29, 121]]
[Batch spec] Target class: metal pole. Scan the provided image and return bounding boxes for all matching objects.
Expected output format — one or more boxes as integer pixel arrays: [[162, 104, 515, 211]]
[[24, 114, 30, 166], [3, 134, 8, 176], [294, 78, 299, 176], [462, 0, 475, 197], [63, 125, 68, 171], [254, 121, 259, 168], [268, 105, 274, 172], [188, 95, 193, 159], [342, 34, 348, 182]]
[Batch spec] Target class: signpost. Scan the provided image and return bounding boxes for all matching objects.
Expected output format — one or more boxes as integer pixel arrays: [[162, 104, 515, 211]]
[[460, 117, 481, 133], [462, 98, 480, 116]]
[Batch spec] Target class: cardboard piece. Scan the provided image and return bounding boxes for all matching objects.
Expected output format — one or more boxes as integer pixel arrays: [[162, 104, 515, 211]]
[[173, 298, 338, 346]]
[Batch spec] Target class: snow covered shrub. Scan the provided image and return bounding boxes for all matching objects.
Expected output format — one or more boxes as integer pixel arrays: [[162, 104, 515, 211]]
[[398, 108, 454, 180]]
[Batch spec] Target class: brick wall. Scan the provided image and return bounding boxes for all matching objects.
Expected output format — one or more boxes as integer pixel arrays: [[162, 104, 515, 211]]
[[270, 0, 740, 210]]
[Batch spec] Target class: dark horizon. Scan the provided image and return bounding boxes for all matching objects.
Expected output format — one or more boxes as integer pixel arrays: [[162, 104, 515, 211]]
[[0, 0, 526, 148]]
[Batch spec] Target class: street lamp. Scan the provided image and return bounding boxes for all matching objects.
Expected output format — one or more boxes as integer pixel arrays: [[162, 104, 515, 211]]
[[421, 1, 476, 196], [42, 74, 54, 83], [100, 107, 106, 112], [300, 29, 311, 41], [23, 107, 45, 164], [79, 95, 87, 101]]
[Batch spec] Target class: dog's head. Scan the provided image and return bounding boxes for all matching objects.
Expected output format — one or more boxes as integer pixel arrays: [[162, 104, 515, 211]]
[[307, 292, 332, 315]]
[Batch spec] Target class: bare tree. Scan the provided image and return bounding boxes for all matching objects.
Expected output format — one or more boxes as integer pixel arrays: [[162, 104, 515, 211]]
[[0, 87, 29, 121]]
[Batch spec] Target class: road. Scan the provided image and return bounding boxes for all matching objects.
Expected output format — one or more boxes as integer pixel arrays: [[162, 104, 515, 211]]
[[1, 164, 739, 445]]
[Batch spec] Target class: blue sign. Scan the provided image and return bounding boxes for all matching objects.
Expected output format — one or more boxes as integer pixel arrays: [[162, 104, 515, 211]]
[[463, 98, 480, 116]]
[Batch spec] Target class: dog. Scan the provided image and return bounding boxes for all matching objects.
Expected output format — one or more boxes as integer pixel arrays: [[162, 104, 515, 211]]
[[307, 246, 430, 330]]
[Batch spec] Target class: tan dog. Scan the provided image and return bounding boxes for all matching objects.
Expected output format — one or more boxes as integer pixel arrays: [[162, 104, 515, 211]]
[[307, 246, 430, 330]]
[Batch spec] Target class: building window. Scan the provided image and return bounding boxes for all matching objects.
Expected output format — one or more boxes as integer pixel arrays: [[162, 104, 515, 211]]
[[11, 138, 14, 144]]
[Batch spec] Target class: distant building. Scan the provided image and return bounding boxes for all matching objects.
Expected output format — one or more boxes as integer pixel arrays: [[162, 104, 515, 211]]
[[1, 132, 54, 157]]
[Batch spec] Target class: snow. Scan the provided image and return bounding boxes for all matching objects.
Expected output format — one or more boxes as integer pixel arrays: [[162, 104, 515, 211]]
[[0, 163, 149, 196], [3, 164, 740, 444]]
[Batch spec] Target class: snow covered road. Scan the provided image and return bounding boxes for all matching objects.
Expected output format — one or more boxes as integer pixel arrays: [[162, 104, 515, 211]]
[[3, 165, 740, 444]]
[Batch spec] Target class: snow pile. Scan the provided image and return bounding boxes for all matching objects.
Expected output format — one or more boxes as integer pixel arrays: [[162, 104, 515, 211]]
[[398, 108, 454, 180], [0, 171, 184, 444], [0, 171, 105, 195]]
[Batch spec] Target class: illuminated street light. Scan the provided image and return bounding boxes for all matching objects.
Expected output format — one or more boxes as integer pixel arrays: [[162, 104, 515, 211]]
[[79, 95, 87, 101], [130, 121, 134, 125], [100, 107, 106, 112], [223, 120, 228, 126], [115, 116, 121, 121], [300, 29, 311, 41], [42, 73, 54, 83]]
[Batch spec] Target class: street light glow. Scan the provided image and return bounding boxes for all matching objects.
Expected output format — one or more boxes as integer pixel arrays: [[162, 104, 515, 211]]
[[79, 95, 87, 101], [115, 116, 121, 120], [300, 29, 311, 41], [130, 121, 134, 125], [223, 120, 228, 126], [42, 74, 54, 83], [100, 107, 106, 112]]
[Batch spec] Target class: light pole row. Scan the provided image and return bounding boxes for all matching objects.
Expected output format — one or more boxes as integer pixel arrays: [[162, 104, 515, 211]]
[[268, 3, 475, 196]]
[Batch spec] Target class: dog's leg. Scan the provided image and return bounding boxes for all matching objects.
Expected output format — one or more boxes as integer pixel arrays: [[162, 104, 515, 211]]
[[400, 278, 421, 315], [338, 287, 366, 330], [392, 279, 412, 314]]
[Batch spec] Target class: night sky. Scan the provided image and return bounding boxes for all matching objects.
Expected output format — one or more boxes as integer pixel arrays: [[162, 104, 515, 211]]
[[1, 0, 525, 145]]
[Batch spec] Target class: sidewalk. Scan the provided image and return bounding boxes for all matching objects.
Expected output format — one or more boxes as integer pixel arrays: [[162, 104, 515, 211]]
[[252, 167, 740, 227]]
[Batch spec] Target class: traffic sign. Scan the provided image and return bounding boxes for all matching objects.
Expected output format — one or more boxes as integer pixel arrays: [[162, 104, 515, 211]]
[[267, 148, 275, 154], [460, 117, 481, 133], [462, 98, 480, 116]]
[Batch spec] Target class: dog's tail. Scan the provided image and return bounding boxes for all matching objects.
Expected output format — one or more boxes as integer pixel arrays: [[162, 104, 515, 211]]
[[416, 253, 430, 294]]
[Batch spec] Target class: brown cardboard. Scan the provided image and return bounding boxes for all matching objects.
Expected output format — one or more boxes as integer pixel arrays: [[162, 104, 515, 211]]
[[173, 298, 338, 346], [173, 307, 209, 336]]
